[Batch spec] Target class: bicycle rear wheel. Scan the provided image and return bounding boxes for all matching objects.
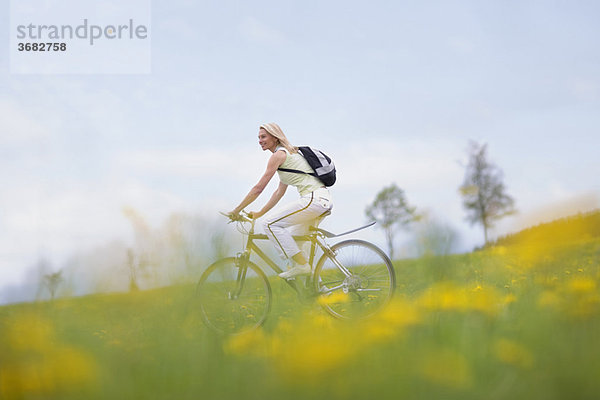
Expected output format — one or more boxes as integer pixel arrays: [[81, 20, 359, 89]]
[[196, 257, 271, 335], [314, 240, 395, 319]]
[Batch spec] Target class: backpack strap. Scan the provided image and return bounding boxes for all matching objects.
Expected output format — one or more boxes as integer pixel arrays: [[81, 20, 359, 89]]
[[277, 167, 317, 177]]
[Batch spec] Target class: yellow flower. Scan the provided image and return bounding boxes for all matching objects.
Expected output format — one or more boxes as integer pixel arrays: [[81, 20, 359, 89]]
[[490, 246, 507, 256], [503, 294, 517, 304], [362, 323, 397, 341], [3, 313, 54, 352], [538, 290, 561, 309], [224, 328, 268, 357], [567, 277, 596, 293], [418, 282, 469, 312], [0, 314, 98, 398], [223, 303, 423, 385], [493, 338, 534, 369], [417, 348, 472, 389], [317, 291, 350, 305], [376, 299, 422, 329], [417, 282, 502, 316]]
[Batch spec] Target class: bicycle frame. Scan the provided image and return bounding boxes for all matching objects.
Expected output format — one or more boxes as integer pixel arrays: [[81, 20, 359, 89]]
[[234, 217, 352, 294]]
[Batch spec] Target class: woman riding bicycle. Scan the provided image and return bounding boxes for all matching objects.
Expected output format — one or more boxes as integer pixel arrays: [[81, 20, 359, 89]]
[[228, 123, 333, 279]]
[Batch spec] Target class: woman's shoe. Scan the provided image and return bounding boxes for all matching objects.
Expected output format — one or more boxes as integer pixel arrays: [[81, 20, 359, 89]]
[[278, 264, 311, 279]]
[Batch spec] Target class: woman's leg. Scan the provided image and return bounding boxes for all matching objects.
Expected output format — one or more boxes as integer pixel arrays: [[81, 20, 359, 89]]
[[263, 192, 325, 260]]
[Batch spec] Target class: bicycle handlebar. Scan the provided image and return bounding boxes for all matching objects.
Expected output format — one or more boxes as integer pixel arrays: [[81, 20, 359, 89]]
[[219, 211, 253, 224]]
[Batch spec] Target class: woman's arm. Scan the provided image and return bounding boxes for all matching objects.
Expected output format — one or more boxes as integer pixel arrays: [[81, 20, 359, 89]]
[[250, 182, 288, 218], [230, 150, 286, 215]]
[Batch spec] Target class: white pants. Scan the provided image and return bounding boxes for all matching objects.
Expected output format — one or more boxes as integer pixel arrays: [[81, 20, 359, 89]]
[[263, 187, 333, 260]]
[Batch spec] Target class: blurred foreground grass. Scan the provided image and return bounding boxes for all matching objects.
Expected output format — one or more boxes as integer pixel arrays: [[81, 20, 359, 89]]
[[1, 213, 600, 399]]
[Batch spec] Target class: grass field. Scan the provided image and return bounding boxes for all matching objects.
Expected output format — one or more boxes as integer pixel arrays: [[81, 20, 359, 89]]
[[1, 212, 599, 399]]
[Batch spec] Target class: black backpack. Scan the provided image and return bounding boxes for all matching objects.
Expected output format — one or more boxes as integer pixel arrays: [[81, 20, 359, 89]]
[[278, 146, 336, 187]]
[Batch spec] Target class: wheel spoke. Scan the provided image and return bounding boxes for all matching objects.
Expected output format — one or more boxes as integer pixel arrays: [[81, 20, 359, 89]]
[[197, 258, 271, 335], [314, 240, 395, 319]]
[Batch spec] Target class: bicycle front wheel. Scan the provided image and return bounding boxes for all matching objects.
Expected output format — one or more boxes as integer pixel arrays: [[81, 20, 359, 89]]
[[196, 257, 271, 335], [314, 240, 395, 319]]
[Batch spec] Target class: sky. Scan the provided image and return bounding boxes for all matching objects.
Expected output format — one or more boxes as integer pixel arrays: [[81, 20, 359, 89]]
[[1, 0, 599, 302]]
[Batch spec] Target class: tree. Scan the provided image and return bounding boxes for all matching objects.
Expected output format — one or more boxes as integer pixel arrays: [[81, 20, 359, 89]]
[[127, 249, 139, 291], [413, 213, 459, 257], [459, 141, 516, 245], [43, 270, 63, 300], [365, 183, 418, 259]]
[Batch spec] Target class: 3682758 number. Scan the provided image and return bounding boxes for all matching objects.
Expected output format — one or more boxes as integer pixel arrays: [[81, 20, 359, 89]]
[[17, 43, 67, 52]]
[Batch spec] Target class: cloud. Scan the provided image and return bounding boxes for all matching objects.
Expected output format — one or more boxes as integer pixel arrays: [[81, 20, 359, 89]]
[[115, 147, 267, 181], [336, 138, 463, 192], [158, 17, 198, 41], [6, 79, 132, 142], [569, 77, 598, 101], [0, 98, 49, 145], [447, 36, 475, 54], [238, 16, 287, 46]]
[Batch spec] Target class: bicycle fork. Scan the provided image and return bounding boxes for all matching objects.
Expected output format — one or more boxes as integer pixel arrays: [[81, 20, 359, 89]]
[[229, 252, 249, 300]]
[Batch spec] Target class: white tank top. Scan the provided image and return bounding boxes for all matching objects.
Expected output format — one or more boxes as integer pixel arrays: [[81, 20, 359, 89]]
[[276, 147, 324, 196]]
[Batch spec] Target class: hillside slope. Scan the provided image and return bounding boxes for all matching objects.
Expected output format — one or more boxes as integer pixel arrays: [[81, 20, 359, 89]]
[[1, 213, 600, 400]]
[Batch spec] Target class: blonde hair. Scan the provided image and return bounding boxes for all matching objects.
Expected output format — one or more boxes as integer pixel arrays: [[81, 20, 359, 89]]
[[259, 122, 298, 154]]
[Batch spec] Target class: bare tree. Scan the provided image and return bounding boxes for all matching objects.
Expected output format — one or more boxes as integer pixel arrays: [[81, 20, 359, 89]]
[[127, 249, 139, 291], [414, 213, 459, 257], [459, 141, 516, 245], [365, 183, 418, 260], [43, 270, 63, 300], [122, 206, 158, 286]]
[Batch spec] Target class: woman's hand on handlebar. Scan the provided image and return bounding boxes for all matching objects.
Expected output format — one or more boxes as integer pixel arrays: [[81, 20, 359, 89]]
[[225, 210, 239, 219], [247, 211, 263, 219], [221, 210, 242, 221], [221, 210, 253, 222]]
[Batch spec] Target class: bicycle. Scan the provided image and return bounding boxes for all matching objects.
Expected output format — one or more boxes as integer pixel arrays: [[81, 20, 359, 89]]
[[196, 211, 395, 335]]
